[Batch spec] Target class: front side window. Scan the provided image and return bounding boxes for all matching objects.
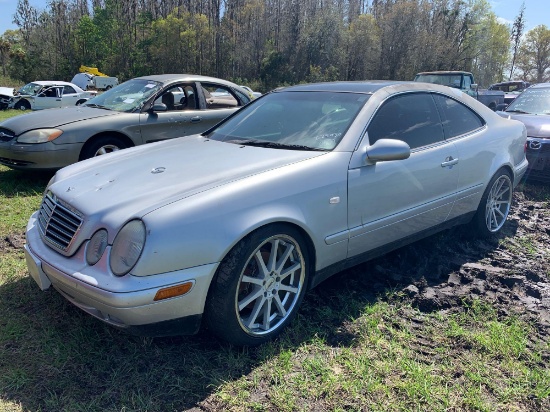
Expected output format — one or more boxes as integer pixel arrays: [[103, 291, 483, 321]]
[[367, 93, 445, 149], [154, 84, 198, 112], [433, 94, 484, 139], [207, 91, 368, 151]]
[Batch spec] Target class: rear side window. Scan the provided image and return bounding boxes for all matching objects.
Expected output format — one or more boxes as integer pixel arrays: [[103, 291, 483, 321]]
[[367, 92, 445, 149], [433, 94, 484, 139]]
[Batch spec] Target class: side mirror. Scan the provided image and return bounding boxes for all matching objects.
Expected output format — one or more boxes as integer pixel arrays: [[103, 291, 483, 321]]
[[151, 103, 167, 112], [365, 139, 410, 165], [470, 83, 478, 91], [496, 103, 508, 112]]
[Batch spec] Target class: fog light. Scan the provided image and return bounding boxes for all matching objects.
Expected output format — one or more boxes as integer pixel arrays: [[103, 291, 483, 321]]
[[154, 282, 194, 301], [86, 229, 108, 265]]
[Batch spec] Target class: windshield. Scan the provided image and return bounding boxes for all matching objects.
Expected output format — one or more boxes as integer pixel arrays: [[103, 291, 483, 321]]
[[18, 82, 43, 96], [505, 87, 550, 115], [415, 74, 464, 88], [82, 78, 163, 112], [206, 91, 368, 151]]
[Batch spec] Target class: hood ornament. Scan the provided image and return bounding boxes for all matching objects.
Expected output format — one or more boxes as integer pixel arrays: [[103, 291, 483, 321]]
[[151, 167, 166, 174]]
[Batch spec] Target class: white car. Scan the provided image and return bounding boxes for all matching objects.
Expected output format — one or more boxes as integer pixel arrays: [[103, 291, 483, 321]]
[[9, 81, 97, 111]]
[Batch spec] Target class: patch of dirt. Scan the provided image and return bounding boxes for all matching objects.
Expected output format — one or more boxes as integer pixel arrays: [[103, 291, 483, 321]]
[[0, 232, 25, 252], [351, 191, 550, 337]]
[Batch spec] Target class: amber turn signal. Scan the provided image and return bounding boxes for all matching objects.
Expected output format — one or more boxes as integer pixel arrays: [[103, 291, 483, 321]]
[[154, 282, 193, 301]]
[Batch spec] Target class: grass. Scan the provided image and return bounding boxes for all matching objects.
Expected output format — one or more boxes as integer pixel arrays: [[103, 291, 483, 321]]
[[0, 110, 24, 123], [0, 111, 549, 410]]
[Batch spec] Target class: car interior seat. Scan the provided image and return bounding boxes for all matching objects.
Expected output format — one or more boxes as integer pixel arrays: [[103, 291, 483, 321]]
[[161, 93, 175, 111]]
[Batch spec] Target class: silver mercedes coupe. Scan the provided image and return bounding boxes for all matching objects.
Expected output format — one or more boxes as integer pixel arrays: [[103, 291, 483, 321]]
[[25, 81, 528, 345]]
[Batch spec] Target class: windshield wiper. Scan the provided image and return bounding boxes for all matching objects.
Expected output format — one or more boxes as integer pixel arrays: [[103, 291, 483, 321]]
[[84, 103, 110, 110], [229, 139, 328, 151], [505, 109, 530, 114]]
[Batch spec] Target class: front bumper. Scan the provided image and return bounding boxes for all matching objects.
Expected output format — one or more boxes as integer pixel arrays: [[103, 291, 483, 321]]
[[525, 138, 550, 181], [25, 213, 220, 336], [0, 140, 81, 170]]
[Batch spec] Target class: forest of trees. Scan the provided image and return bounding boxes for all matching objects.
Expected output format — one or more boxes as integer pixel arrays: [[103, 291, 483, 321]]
[[1, 0, 549, 92]]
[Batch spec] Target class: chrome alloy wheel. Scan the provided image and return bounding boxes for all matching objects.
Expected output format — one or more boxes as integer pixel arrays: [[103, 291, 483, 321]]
[[94, 144, 120, 156], [235, 234, 306, 337], [485, 174, 512, 232]]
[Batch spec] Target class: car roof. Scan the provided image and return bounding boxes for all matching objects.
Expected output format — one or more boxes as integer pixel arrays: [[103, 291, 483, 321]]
[[135, 74, 240, 86], [30, 81, 76, 86], [415, 71, 473, 76], [275, 80, 407, 94], [274, 80, 463, 95]]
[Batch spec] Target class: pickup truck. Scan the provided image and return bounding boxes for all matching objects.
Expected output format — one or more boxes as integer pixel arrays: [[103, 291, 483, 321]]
[[414, 71, 504, 110]]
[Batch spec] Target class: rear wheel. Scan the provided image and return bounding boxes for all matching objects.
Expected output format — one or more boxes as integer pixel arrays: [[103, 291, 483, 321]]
[[80, 136, 127, 160], [205, 225, 310, 346], [471, 169, 513, 237]]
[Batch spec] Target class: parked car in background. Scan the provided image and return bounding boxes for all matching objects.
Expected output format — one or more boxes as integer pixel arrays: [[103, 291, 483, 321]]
[[240, 85, 262, 98], [414, 71, 505, 110], [489, 80, 531, 105], [0, 87, 15, 110], [8, 81, 96, 111], [497, 82, 550, 181], [0, 74, 252, 170], [24, 81, 527, 346]]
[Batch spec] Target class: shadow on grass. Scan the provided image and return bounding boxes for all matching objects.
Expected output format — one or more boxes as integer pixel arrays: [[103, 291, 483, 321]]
[[0, 167, 54, 197], [0, 217, 518, 411]]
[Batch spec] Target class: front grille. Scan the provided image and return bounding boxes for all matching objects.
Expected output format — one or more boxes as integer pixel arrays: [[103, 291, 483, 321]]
[[37, 192, 83, 253], [0, 128, 15, 142]]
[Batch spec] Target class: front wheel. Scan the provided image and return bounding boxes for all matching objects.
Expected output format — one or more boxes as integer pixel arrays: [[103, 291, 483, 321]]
[[205, 225, 310, 346], [80, 136, 127, 160], [471, 169, 513, 237], [14, 100, 30, 111]]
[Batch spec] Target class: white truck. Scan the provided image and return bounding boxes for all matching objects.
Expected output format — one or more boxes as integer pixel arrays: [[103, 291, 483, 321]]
[[71, 66, 118, 91]]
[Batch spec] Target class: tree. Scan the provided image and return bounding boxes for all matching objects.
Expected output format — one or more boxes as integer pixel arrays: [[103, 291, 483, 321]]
[[517, 25, 550, 82], [509, 2, 525, 80]]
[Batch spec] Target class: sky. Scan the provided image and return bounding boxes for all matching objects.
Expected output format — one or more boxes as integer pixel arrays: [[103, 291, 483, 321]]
[[0, 0, 548, 35]]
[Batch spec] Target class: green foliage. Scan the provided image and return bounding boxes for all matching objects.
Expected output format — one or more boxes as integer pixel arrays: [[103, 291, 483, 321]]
[[3, 0, 533, 91]]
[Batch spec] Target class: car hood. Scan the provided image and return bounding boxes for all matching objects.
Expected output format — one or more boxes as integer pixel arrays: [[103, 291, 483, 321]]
[[50, 135, 327, 227], [497, 111, 550, 138], [0, 106, 120, 134], [0, 87, 14, 97]]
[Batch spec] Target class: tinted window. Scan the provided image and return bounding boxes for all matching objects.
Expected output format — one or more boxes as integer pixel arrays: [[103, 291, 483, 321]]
[[367, 93, 445, 149], [433, 94, 484, 138]]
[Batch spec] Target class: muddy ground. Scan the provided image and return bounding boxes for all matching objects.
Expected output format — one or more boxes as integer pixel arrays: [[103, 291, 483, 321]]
[[339, 188, 550, 342], [2, 189, 549, 339]]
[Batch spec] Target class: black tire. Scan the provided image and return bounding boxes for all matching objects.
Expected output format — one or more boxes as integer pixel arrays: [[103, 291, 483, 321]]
[[470, 169, 513, 237], [105, 85, 112, 90], [80, 136, 127, 160], [14, 100, 30, 111], [205, 224, 310, 346], [75, 99, 86, 106]]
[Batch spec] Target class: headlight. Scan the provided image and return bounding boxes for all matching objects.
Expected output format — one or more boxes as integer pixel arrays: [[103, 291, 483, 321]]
[[110, 220, 146, 276], [86, 229, 108, 265], [17, 129, 63, 143]]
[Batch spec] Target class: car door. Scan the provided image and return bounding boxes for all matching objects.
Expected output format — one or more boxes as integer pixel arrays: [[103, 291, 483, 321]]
[[347, 92, 459, 258], [60, 85, 80, 107], [32, 86, 63, 110], [138, 83, 240, 143], [432, 93, 489, 219]]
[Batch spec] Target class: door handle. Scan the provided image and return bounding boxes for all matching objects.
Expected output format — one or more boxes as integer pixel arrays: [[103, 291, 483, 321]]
[[190, 116, 202, 123], [441, 156, 459, 167]]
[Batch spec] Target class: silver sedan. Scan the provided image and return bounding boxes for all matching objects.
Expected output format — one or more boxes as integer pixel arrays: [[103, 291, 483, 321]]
[[0, 74, 252, 170], [25, 81, 528, 345]]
